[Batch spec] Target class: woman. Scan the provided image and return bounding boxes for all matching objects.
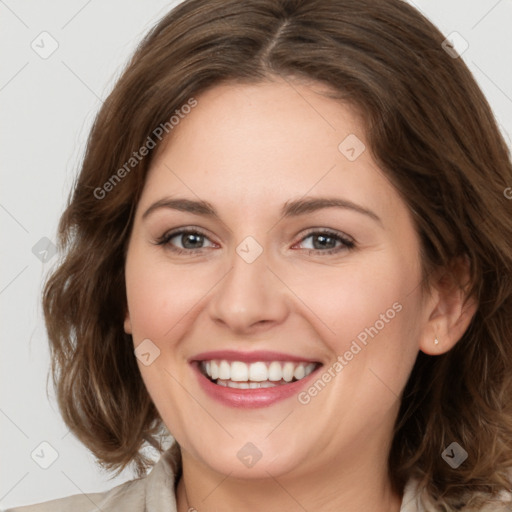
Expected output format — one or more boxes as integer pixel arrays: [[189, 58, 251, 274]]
[[8, 0, 512, 510]]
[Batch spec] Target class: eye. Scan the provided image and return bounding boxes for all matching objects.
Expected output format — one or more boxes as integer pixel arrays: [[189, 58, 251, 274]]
[[155, 228, 217, 254], [154, 227, 355, 256], [293, 229, 355, 255]]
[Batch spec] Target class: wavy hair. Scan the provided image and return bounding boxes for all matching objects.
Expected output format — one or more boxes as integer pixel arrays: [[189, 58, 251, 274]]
[[43, 0, 512, 509]]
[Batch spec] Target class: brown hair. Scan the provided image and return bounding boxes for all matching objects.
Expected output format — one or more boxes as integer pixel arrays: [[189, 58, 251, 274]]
[[43, 0, 512, 508]]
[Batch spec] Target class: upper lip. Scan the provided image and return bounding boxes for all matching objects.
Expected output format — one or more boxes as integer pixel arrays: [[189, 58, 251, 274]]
[[190, 350, 321, 364]]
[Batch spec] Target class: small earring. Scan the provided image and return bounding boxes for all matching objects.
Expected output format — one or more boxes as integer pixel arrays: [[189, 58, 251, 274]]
[[434, 337, 440, 345]]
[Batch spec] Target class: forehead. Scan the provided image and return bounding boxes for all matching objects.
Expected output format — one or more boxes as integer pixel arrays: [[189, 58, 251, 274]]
[[160, 78, 365, 167], [139, 79, 401, 222]]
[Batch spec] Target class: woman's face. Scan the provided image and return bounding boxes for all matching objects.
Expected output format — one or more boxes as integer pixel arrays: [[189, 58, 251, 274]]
[[124, 78, 430, 480]]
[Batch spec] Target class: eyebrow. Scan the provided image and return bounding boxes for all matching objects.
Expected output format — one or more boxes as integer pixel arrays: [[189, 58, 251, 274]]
[[142, 196, 382, 225]]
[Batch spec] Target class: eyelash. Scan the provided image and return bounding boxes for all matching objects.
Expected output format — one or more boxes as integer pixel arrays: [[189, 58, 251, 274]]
[[293, 229, 356, 255], [155, 227, 356, 257]]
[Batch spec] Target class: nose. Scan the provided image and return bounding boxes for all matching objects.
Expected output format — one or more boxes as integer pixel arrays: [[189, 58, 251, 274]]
[[207, 245, 290, 334]]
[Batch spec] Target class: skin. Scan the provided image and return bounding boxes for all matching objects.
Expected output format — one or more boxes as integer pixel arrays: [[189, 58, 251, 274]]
[[124, 77, 476, 512]]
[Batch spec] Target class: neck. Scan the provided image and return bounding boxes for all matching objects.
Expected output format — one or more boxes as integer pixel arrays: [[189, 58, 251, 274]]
[[175, 443, 403, 512]]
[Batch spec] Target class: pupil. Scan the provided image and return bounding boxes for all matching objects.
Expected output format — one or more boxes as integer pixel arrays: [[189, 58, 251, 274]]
[[182, 233, 204, 249], [313, 234, 335, 250]]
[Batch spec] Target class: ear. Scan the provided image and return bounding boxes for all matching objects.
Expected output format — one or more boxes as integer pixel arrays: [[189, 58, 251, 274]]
[[419, 256, 478, 355], [124, 310, 132, 335]]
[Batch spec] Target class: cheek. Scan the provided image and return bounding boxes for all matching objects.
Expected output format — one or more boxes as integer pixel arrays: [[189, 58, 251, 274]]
[[287, 257, 422, 426], [285, 247, 423, 411], [125, 248, 216, 341], [284, 249, 417, 351]]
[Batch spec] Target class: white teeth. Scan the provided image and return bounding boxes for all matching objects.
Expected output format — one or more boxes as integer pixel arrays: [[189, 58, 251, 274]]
[[268, 361, 282, 381], [249, 361, 268, 382], [282, 362, 295, 382], [219, 360, 230, 380], [293, 364, 306, 380], [210, 361, 219, 380], [201, 359, 318, 385], [223, 380, 275, 389], [230, 361, 249, 381], [227, 380, 250, 389]]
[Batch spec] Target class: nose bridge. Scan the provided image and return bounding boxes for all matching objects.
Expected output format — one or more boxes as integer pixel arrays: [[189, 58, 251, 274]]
[[207, 238, 288, 331]]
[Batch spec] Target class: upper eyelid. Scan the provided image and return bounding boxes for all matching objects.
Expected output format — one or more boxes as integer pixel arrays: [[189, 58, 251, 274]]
[[161, 227, 216, 245], [161, 226, 212, 239], [300, 227, 353, 239]]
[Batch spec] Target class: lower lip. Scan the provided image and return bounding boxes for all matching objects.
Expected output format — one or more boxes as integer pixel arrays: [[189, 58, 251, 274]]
[[191, 362, 321, 408]]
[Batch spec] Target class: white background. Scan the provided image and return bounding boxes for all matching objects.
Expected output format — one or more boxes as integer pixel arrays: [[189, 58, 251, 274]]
[[1, 0, 511, 508]]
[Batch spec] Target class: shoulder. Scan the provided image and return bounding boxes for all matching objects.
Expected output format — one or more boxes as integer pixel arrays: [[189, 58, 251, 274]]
[[4, 476, 147, 512], [4, 442, 182, 512]]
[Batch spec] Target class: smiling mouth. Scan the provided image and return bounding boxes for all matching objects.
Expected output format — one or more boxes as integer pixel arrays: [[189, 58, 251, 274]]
[[198, 359, 321, 389]]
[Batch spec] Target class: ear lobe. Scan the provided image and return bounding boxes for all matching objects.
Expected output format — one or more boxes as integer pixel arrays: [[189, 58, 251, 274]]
[[419, 296, 478, 355], [418, 257, 478, 356]]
